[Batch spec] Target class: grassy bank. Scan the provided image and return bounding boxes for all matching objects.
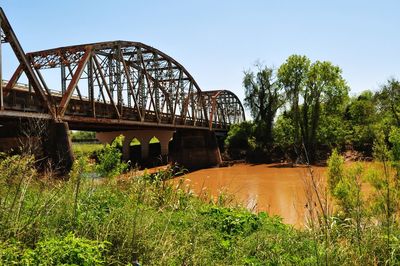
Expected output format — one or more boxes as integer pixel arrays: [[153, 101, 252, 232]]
[[0, 156, 399, 265], [0, 154, 317, 265]]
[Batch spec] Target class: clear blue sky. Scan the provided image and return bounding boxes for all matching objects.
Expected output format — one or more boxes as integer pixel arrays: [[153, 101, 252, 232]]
[[1, 0, 399, 104]]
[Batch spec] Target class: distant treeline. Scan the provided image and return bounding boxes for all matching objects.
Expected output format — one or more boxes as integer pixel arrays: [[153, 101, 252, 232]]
[[225, 55, 400, 163], [70, 131, 97, 143]]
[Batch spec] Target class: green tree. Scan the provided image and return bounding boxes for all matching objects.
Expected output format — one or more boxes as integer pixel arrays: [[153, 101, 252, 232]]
[[224, 122, 255, 159], [304, 61, 348, 160], [317, 111, 348, 150], [345, 91, 377, 153], [243, 65, 284, 147], [277, 55, 310, 151], [273, 112, 296, 160], [375, 78, 400, 127], [96, 135, 127, 177], [278, 55, 349, 162]]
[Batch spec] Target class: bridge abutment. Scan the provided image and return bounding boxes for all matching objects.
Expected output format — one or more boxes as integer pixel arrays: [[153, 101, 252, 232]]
[[169, 129, 222, 170], [0, 121, 74, 175]]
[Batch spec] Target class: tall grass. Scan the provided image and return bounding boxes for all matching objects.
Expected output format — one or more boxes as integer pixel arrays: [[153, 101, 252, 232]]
[[0, 154, 318, 265]]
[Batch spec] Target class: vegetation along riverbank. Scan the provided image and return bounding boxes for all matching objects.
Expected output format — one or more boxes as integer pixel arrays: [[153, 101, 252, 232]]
[[1, 133, 400, 265], [1, 53, 400, 265]]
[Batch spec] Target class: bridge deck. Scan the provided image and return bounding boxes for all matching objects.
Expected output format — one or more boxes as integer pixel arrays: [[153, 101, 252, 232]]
[[0, 84, 229, 131]]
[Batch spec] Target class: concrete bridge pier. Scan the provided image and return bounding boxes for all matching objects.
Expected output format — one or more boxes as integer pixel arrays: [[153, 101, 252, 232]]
[[169, 129, 222, 170], [44, 122, 74, 175]]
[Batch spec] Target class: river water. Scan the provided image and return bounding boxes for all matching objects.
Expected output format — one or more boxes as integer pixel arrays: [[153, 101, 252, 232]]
[[176, 163, 327, 227]]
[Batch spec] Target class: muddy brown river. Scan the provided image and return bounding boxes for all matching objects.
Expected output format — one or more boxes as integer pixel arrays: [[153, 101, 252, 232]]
[[176, 163, 327, 227]]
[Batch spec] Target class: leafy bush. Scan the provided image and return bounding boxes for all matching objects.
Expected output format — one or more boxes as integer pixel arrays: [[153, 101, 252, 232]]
[[0, 234, 108, 265], [28, 234, 108, 265], [96, 135, 127, 177], [0, 240, 26, 265], [224, 121, 255, 159], [202, 206, 263, 237]]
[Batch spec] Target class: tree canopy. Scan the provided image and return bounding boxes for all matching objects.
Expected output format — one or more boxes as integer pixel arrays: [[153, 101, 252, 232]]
[[243, 65, 284, 146], [226, 54, 400, 164]]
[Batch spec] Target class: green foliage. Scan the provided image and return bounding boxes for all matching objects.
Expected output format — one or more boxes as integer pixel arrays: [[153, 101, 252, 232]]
[[0, 235, 108, 265], [72, 143, 104, 158], [278, 55, 349, 162], [327, 150, 364, 218], [273, 112, 295, 150], [239, 56, 400, 162], [70, 131, 96, 141], [27, 234, 108, 265], [370, 132, 400, 219], [344, 91, 378, 153], [0, 154, 35, 185], [224, 121, 255, 159], [236, 56, 400, 163], [389, 126, 400, 175], [244, 65, 284, 146], [96, 135, 127, 178], [2, 152, 400, 264], [202, 206, 263, 237], [0, 240, 26, 265], [323, 146, 400, 264], [317, 111, 348, 149], [327, 149, 345, 193], [375, 78, 400, 127]]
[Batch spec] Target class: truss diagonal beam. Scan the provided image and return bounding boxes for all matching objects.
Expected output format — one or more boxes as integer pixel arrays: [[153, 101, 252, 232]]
[[93, 55, 121, 118], [0, 8, 55, 117]]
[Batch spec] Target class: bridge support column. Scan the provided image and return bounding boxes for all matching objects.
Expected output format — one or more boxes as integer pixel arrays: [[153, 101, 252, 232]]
[[160, 141, 169, 157], [157, 134, 172, 157], [170, 129, 221, 170], [44, 122, 74, 175], [122, 140, 131, 161], [96, 130, 174, 163], [139, 136, 150, 160]]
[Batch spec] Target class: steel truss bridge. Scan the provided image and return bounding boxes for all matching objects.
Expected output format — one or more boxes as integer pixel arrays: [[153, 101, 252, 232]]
[[0, 8, 245, 132]]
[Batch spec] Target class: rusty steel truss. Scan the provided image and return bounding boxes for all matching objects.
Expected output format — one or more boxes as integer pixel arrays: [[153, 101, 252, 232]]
[[0, 8, 245, 131]]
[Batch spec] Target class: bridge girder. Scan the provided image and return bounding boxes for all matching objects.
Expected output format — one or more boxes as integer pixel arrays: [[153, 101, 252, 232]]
[[1, 18, 245, 130]]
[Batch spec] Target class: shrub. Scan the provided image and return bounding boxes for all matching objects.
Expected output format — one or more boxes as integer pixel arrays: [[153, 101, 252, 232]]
[[202, 206, 263, 237], [224, 122, 255, 159], [96, 135, 127, 178], [27, 234, 108, 265]]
